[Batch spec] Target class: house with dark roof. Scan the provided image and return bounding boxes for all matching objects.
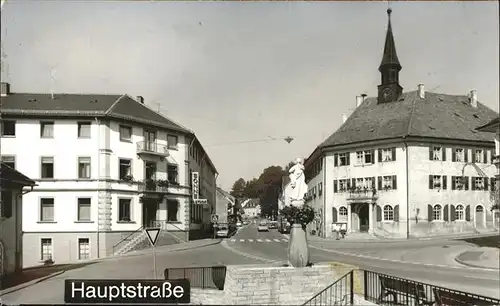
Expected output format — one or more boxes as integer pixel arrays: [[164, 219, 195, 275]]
[[241, 198, 261, 218], [304, 9, 499, 239], [215, 187, 235, 224], [0, 83, 218, 267], [0, 162, 36, 278]]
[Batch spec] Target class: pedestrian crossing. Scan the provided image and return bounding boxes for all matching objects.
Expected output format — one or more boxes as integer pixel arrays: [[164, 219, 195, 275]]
[[228, 238, 289, 243]]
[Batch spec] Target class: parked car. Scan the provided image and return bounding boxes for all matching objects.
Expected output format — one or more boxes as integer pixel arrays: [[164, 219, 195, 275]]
[[258, 220, 269, 232], [216, 226, 230, 238]]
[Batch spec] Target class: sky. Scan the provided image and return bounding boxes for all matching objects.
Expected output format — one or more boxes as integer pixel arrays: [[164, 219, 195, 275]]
[[1, 1, 499, 191]]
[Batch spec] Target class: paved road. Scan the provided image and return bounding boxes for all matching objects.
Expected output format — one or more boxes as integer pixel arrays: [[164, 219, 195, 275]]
[[0, 244, 266, 304], [225, 223, 500, 299]]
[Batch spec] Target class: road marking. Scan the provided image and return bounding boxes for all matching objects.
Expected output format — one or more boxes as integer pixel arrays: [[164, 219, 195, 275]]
[[257, 239, 263, 242], [220, 240, 278, 263], [248, 239, 254, 242], [273, 239, 281, 242], [240, 239, 245, 242], [265, 239, 271, 242], [230, 239, 236, 242]]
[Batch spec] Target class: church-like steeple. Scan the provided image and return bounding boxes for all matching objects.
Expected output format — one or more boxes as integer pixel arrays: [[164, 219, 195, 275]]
[[377, 8, 403, 104]]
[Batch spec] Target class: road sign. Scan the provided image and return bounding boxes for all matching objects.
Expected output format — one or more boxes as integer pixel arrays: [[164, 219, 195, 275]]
[[211, 214, 218, 224], [145, 228, 161, 246], [194, 199, 208, 205]]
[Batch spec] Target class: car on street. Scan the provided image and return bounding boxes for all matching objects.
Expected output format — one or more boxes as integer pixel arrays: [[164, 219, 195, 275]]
[[243, 220, 250, 225], [258, 220, 269, 232], [269, 221, 278, 229], [216, 226, 230, 238]]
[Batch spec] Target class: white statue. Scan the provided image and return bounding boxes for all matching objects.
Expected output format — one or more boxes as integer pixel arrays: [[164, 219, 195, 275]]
[[287, 157, 308, 207]]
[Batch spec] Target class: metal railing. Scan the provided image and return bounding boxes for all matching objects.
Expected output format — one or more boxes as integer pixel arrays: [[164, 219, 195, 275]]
[[302, 270, 354, 306], [347, 188, 377, 200], [364, 270, 500, 306], [165, 266, 226, 290], [112, 225, 144, 255], [136, 141, 169, 155], [138, 179, 169, 192]]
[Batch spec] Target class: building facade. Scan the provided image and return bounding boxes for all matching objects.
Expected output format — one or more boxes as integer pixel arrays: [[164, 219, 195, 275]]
[[0, 163, 36, 277], [241, 199, 261, 218], [304, 9, 499, 239], [215, 187, 234, 224], [0, 83, 217, 267]]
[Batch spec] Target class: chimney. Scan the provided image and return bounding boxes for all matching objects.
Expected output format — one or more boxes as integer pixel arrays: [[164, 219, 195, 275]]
[[136, 96, 144, 104], [470, 90, 477, 107], [418, 83, 425, 99], [342, 114, 347, 123], [0, 82, 10, 96], [356, 96, 363, 107]]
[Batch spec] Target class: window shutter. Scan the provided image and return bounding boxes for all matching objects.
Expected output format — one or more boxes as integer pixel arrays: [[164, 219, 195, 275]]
[[473, 150, 478, 163], [392, 176, 397, 189], [428, 205, 433, 221], [490, 150, 494, 163], [392, 147, 396, 161], [471, 177, 476, 190], [464, 149, 468, 162], [371, 150, 375, 164], [491, 178, 496, 191], [429, 147, 433, 160], [371, 177, 375, 189], [347, 179, 351, 190], [452, 149, 456, 162], [334, 154, 338, 167], [346, 153, 350, 166], [442, 148, 446, 161], [352, 178, 356, 189], [429, 175, 433, 189], [332, 207, 338, 223], [450, 205, 456, 222], [333, 180, 338, 193], [444, 205, 449, 221], [394, 205, 399, 222], [465, 205, 471, 221], [378, 149, 382, 162], [464, 177, 469, 190], [451, 176, 456, 190], [483, 150, 487, 164], [442, 176, 447, 190], [484, 177, 489, 190], [376, 205, 382, 221], [378, 176, 382, 190]]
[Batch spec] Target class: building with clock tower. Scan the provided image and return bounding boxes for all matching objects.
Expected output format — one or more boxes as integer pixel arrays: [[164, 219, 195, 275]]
[[302, 8, 499, 240]]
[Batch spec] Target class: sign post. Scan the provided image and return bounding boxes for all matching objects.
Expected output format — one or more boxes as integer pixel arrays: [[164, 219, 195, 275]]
[[145, 227, 161, 279], [211, 214, 218, 239]]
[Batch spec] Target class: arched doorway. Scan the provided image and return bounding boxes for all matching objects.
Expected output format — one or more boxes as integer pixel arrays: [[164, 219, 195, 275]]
[[358, 204, 369, 232], [475, 205, 485, 228]]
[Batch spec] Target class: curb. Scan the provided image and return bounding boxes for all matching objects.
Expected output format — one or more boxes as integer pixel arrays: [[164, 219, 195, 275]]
[[454, 253, 500, 270], [0, 269, 65, 296]]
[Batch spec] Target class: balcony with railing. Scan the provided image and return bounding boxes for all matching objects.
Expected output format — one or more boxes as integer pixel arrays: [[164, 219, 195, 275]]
[[346, 187, 378, 202], [136, 141, 169, 157], [138, 179, 169, 194]]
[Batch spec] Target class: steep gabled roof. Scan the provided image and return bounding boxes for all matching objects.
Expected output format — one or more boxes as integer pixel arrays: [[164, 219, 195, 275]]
[[0, 92, 191, 133], [320, 91, 498, 148]]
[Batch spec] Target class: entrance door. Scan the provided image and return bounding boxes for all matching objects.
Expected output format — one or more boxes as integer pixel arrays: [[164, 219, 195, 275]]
[[475, 205, 485, 228], [142, 200, 158, 228], [143, 130, 156, 151], [359, 204, 369, 232]]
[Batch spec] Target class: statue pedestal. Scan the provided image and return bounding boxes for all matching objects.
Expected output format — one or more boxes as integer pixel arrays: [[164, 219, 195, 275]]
[[288, 223, 310, 267]]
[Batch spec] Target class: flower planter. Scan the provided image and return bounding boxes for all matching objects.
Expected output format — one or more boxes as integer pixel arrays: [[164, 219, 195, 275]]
[[288, 223, 309, 267]]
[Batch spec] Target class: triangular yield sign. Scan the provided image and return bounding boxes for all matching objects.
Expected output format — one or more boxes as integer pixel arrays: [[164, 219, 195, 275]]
[[145, 228, 161, 246]]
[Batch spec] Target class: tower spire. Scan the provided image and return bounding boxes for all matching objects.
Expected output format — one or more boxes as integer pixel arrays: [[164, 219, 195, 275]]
[[377, 8, 403, 104], [379, 8, 401, 71]]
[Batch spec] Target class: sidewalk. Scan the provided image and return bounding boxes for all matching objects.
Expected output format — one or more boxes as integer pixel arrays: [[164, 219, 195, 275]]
[[306, 231, 499, 244], [455, 247, 500, 270]]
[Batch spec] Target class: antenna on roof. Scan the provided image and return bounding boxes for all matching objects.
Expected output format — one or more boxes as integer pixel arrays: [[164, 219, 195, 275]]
[[50, 68, 57, 100]]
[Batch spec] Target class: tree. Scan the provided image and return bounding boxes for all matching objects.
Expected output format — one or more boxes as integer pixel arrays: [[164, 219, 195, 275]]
[[243, 178, 259, 199], [230, 178, 246, 199], [255, 166, 284, 218]]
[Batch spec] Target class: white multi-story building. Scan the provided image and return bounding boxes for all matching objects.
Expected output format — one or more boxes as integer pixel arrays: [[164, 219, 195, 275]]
[[0, 83, 217, 267], [304, 9, 498, 239]]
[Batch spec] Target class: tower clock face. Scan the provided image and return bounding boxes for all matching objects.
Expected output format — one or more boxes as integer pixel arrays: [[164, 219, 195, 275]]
[[382, 87, 393, 102]]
